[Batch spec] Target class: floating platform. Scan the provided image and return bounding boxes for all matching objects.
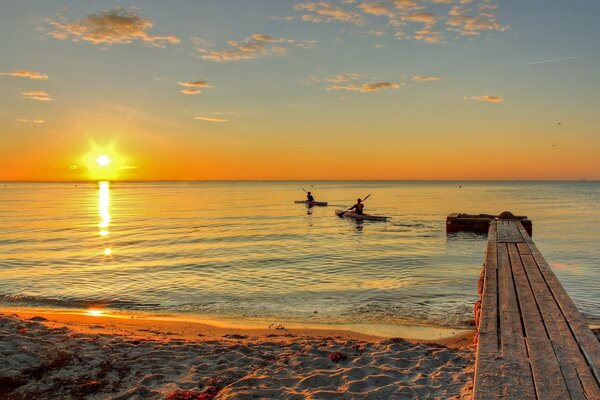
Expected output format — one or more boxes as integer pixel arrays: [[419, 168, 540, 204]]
[[446, 212, 532, 237]]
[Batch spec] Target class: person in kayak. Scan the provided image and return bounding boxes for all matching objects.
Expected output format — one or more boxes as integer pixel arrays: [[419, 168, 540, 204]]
[[349, 198, 364, 215], [306, 191, 315, 202]]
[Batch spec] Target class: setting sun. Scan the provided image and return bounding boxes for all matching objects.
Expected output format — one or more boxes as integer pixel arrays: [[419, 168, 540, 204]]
[[96, 155, 111, 167]]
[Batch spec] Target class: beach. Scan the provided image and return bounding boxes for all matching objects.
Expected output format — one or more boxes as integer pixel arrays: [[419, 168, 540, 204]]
[[1, 308, 475, 399]]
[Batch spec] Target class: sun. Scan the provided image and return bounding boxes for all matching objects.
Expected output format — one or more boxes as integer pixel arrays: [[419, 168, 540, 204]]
[[96, 155, 111, 167]]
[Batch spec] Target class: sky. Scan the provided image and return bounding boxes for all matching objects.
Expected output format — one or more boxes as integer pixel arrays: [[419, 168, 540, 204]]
[[1, 0, 599, 181]]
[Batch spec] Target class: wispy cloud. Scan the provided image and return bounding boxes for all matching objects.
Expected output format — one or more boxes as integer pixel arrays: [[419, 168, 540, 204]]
[[22, 91, 52, 101], [328, 81, 401, 93], [16, 118, 45, 124], [0, 70, 48, 80], [197, 33, 305, 62], [326, 73, 365, 83], [446, 14, 508, 37], [47, 7, 180, 47], [195, 116, 227, 123], [467, 95, 503, 103], [178, 80, 210, 94], [180, 89, 202, 95], [411, 75, 441, 81], [294, 2, 364, 24], [523, 56, 579, 67]]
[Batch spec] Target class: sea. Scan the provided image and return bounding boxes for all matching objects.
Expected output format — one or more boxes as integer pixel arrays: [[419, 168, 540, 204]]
[[1, 181, 599, 337]]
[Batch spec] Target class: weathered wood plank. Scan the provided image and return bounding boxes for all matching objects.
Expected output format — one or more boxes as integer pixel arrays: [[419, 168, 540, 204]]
[[520, 252, 600, 398], [473, 239, 501, 399], [497, 242, 535, 397], [508, 243, 570, 399]]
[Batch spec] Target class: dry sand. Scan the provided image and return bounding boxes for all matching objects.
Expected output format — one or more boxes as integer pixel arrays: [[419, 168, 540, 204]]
[[1, 309, 475, 399]]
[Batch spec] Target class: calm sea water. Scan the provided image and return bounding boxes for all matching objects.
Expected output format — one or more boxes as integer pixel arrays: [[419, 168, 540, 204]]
[[1, 181, 599, 331]]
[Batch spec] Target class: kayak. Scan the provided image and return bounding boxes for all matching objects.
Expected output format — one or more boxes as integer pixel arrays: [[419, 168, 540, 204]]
[[335, 209, 389, 221], [295, 200, 328, 206]]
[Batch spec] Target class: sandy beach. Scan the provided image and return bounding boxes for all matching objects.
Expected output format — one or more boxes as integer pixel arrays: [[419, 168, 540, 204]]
[[1, 308, 475, 399]]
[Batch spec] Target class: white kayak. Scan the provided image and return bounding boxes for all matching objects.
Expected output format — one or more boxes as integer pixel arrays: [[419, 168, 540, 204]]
[[335, 209, 389, 221], [295, 200, 328, 206]]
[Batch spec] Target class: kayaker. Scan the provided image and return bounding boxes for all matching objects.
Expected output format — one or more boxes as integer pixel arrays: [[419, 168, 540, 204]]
[[349, 198, 364, 215], [306, 191, 315, 202]]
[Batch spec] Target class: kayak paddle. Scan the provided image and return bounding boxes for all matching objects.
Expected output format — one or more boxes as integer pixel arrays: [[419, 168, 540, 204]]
[[337, 194, 371, 217]]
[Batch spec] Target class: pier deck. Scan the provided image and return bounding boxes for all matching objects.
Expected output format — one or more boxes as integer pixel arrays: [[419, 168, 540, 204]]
[[473, 220, 600, 399]]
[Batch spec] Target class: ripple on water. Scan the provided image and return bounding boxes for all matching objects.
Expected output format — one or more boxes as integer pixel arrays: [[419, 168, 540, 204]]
[[1, 181, 599, 329]]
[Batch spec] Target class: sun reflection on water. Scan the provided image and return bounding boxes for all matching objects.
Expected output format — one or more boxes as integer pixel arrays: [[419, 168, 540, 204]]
[[99, 181, 112, 256], [86, 309, 104, 317]]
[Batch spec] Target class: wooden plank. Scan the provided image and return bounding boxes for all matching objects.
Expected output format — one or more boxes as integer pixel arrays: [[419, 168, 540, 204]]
[[497, 221, 525, 243], [516, 242, 531, 256], [525, 242, 600, 390], [473, 240, 502, 399], [520, 252, 600, 398], [496, 242, 536, 397], [508, 243, 570, 399]]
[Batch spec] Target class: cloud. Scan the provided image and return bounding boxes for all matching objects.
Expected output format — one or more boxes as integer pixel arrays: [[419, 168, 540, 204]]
[[0, 70, 48, 80], [197, 33, 299, 61], [358, 2, 394, 17], [16, 118, 45, 123], [294, 2, 364, 24], [328, 81, 401, 93], [523, 56, 579, 66], [22, 91, 52, 101], [178, 80, 210, 88], [393, 0, 421, 10], [403, 12, 437, 25], [177, 80, 211, 94], [411, 75, 441, 81], [47, 7, 180, 47], [180, 89, 202, 95], [447, 14, 509, 36], [195, 116, 227, 123], [325, 73, 365, 83], [467, 95, 503, 103], [413, 28, 442, 43], [290, 1, 508, 43]]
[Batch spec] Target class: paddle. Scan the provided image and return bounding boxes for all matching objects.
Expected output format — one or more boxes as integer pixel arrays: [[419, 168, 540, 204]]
[[338, 194, 371, 217]]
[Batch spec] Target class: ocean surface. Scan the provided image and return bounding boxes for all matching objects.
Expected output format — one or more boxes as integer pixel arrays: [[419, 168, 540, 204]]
[[1, 181, 599, 333]]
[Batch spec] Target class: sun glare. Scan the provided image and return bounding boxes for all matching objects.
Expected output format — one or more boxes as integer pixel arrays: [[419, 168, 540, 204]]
[[96, 155, 111, 167], [80, 142, 133, 181], [86, 309, 104, 317]]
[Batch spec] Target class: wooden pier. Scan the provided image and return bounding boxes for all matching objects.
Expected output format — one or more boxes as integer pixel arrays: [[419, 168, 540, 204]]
[[473, 220, 600, 399]]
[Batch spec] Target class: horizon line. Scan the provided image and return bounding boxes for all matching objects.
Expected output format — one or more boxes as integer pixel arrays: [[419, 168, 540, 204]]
[[1, 179, 597, 183]]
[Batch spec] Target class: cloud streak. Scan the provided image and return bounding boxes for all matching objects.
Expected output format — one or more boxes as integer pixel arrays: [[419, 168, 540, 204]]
[[195, 116, 227, 123], [411, 75, 441, 81], [22, 91, 52, 101], [48, 7, 180, 47], [178, 80, 210, 94], [0, 70, 48, 80], [523, 56, 579, 66], [467, 95, 503, 103], [328, 81, 401, 93]]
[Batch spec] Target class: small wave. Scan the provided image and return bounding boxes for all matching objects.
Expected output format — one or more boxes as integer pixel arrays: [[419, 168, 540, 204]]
[[0, 293, 161, 311]]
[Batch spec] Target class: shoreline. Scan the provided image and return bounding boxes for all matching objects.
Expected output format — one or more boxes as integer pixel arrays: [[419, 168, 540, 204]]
[[1, 306, 474, 347], [1, 308, 476, 399]]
